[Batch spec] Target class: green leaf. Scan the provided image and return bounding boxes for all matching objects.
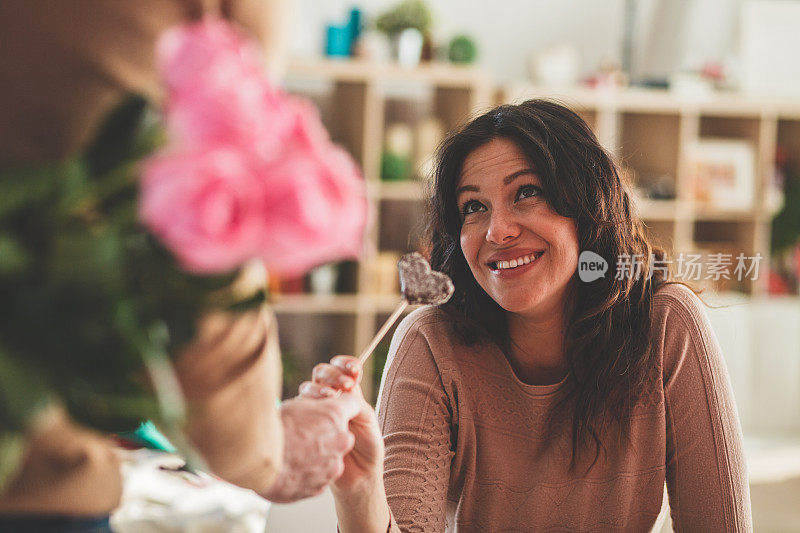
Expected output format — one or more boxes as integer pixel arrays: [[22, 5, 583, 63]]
[[130, 110, 167, 161], [55, 159, 92, 215], [0, 233, 31, 275], [49, 228, 125, 292], [0, 430, 25, 493], [0, 159, 93, 221], [83, 95, 149, 178], [92, 160, 141, 220], [375, 0, 432, 35], [772, 174, 800, 252], [66, 389, 160, 433], [0, 348, 51, 430], [0, 164, 57, 219]]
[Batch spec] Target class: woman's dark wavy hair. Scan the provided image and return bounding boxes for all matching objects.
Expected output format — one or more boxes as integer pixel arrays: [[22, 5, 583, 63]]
[[426, 99, 671, 467]]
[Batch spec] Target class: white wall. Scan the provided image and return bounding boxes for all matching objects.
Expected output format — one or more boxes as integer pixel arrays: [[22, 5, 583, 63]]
[[705, 295, 800, 436], [291, 0, 744, 83]]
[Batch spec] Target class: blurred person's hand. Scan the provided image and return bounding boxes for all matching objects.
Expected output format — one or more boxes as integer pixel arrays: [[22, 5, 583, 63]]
[[260, 393, 360, 503], [299, 356, 384, 495]]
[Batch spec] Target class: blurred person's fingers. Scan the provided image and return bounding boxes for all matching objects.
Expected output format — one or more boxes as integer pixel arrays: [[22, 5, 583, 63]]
[[312, 362, 356, 392], [260, 396, 357, 503], [319, 456, 345, 484], [298, 380, 336, 399]]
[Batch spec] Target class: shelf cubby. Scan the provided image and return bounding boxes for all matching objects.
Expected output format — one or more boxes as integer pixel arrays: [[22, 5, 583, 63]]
[[778, 119, 800, 166], [642, 219, 676, 252], [699, 115, 761, 145], [276, 313, 357, 398], [378, 199, 426, 254], [618, 112, 681, 199]]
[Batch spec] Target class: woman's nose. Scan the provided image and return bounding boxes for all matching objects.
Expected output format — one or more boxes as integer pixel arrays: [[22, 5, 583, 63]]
[[486, 208, 521, 245]]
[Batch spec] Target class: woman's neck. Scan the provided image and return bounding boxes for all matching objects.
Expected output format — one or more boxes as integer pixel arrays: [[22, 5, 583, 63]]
[[505, 299, 570, 386]]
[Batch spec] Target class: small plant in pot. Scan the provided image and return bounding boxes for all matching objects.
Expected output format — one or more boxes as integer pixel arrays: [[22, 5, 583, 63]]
[[375, 0, 432, 67]]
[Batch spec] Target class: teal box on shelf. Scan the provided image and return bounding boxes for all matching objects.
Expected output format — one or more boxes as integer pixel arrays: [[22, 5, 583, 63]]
[[325, 8, 362, 58], [326, 24, 351, 57]]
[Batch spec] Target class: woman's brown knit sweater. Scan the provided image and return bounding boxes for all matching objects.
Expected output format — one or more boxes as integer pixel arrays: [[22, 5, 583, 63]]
[[378, 283, 752, 532]]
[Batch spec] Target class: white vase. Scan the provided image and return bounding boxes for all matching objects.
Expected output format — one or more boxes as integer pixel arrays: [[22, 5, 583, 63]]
[[354, 30, 391, 63], [530, 43, 579, 87], [392, 28, 423, 68], [309, 264, 338, 295]]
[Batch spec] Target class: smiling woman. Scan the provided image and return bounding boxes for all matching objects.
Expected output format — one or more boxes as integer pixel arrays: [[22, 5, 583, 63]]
[[305, 99, 753, 532]]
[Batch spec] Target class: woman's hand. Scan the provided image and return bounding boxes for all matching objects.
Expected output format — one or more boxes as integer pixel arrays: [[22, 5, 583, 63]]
[[300, 356, 392, 532], [299, 356, 384, 495]]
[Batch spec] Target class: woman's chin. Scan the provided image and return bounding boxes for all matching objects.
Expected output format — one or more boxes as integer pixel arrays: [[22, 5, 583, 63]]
[[494, 290, 566, 319], [495, 295, 541, 315]]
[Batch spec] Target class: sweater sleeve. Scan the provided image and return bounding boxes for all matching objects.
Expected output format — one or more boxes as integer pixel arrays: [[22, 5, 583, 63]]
[[658, 286, 752, 532], [377, 313, 455, 533]]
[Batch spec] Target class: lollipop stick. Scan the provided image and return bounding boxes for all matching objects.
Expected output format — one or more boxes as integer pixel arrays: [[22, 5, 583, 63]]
[[358, 300, 408, 363]]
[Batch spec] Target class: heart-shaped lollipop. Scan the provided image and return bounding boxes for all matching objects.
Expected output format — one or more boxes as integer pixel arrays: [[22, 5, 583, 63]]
[[398, 252, 454, 306], [358, 252, 454, 363]]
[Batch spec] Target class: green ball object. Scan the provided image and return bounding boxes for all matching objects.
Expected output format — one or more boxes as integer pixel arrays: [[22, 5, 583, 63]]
[[448, 34, 477, 64], [381, 151, 412, 181]]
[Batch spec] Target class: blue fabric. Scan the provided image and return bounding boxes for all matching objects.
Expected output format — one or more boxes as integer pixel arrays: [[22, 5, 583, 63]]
[[0, 514, 112, 532]]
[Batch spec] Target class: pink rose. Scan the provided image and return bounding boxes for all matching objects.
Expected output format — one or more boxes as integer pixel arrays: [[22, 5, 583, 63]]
[[140, 148, 266, 274], [157, 18, 292, 161], [140, 140, 367, 276], [141, 18, 367, 276], [164, 84, 293, 162], [156, 18, 264, 97], [258, 109, 367, 275]]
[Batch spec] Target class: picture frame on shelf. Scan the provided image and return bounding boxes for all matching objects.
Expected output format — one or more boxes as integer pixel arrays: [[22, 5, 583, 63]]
[[686, 139, 756, 211]]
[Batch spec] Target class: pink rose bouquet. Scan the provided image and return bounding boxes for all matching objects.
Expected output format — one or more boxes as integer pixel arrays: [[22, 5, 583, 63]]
[[140, 18, 367, 276], [0, 17, 370, 452]]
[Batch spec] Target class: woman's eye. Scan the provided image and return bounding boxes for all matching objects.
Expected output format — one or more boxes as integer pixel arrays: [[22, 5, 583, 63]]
[[460, 200, 485, 216], [516, 184, 541, 201]]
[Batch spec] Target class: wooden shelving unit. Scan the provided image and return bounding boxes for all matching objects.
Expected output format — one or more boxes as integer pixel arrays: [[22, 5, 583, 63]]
[[279, 59, 800, 398]]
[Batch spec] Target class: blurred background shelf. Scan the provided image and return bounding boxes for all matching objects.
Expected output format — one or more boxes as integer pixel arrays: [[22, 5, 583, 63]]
[[272, 293, 415, 315], [288, 57, 491, 87], [271, 294, 364, 314], [368, 179, 426, 201], [504, 83, 800, 116], [634, 198, 684, 221]]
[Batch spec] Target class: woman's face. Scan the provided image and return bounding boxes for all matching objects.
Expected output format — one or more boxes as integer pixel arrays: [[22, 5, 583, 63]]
[[457, 138, 579, 319]]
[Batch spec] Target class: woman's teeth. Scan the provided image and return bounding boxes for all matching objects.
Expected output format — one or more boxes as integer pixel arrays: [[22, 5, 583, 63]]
[[490, 252, 542, 270]]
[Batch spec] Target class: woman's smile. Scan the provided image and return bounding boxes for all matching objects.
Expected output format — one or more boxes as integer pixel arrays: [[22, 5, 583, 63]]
[[487, 250, 545, 278]]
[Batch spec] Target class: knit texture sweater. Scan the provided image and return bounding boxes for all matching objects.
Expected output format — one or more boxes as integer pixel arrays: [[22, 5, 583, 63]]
[[377, 283, 752, 532]]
